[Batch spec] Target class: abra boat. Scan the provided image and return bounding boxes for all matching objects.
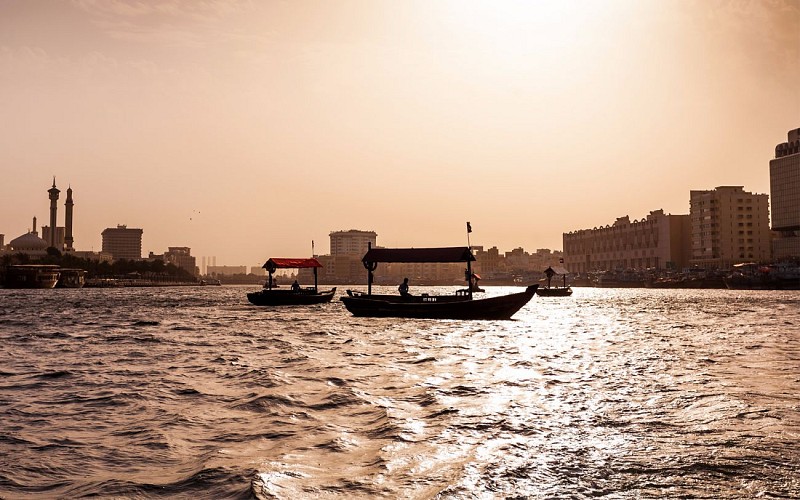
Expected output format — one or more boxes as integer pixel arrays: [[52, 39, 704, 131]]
[[536, 266, 572, 297], [247, 258, 336, 306], [340, 246, 537, 320]]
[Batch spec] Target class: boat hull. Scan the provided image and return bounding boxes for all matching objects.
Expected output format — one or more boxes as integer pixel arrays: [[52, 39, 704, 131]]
[[247, 288, 337, 306], [340, 285, 537, 320], [536, 286, 573, 297]]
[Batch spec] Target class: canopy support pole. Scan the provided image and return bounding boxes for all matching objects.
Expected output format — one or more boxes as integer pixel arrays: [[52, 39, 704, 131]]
[[467, 259, 473, 300], [313, 267, 318, 292]]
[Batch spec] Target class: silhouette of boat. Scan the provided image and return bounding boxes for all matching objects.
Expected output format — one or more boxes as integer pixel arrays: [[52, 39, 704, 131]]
[[247, 258, 336, 306], [3, 265, 60, 289], [536, 266, 572, 297], [341, 246, 537, 320], [56, 268, 86, 288]]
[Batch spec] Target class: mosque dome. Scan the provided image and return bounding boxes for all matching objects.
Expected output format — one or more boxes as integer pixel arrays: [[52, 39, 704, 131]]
[[9, 232, 49, 251]]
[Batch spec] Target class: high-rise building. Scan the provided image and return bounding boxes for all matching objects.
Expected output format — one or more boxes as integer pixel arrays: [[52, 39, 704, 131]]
[[101, 225, 143, 260], [163, 247, 197, 276], [689, 186, 771, 268], [563, 210, 690, 273], [770, 127, 800, 260], [329, 230, 377, 256]]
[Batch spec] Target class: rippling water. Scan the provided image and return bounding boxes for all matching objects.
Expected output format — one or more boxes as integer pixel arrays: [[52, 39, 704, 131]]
[[1, 285, 798, 499]]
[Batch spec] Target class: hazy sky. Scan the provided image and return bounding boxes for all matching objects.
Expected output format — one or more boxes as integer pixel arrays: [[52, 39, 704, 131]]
[[1, 0, 798, 266]]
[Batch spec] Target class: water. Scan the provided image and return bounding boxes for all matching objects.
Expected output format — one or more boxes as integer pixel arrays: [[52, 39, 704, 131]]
[[1, 286, 798, 499]]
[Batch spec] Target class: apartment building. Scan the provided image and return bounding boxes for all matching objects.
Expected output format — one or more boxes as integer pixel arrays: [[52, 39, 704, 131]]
[[563, 209, 690, 273], [329, 230, 377, 256], [689, 186, 771, 268]]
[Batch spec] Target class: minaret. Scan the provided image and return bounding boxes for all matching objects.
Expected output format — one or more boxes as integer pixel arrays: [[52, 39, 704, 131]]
[[32, 216, 38, 235], [65, 185, 74, 251], [47, 178, 60, 249]]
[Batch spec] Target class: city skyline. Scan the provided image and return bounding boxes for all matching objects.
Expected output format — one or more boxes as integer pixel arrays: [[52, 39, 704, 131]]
[[1, 1, 798, 265]]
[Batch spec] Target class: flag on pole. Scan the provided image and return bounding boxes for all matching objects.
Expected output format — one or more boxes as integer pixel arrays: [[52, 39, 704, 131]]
[[466, 222, 472, 233]]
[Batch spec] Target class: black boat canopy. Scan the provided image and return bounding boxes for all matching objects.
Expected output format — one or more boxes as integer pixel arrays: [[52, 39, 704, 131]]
[[362, 247, 476, 264], [544, 266, 569, 276]]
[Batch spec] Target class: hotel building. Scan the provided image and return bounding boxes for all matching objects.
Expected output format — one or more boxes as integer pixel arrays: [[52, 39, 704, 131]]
[[689, 186, 771, 268], [101, 225, 143, 260], [770, 127, 800, 260], [563, 209, 690, 273]]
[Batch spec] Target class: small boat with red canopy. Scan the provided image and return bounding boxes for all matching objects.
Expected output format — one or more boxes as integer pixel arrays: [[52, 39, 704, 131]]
[[247, 258, 336, 306]]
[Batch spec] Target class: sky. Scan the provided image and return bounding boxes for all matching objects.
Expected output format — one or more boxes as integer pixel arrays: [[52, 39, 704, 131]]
[[1, 0, 798, 267]]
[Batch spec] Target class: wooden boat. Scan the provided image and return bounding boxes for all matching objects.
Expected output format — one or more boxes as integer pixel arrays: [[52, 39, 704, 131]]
[[247, 257, 336, 306], [536, 266, 573, 297], [340, 246, 537, 320], [3, 265, 60, 289]]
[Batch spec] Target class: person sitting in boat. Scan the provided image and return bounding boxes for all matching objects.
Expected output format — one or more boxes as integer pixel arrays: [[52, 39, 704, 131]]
[[398, 277, 410, 297], [291, 280, 301, 292]]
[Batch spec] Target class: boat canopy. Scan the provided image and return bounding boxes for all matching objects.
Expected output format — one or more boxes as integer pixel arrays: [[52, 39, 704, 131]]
[[263, 258, 323, 273], [362, 247, 476, 264], [544, 266, 570, 276]]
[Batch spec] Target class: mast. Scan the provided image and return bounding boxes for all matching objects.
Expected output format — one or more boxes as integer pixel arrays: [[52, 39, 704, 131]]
[[466, 222, 473, 300]]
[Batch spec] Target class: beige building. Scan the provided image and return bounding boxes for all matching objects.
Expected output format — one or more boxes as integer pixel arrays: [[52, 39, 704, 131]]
[[563, 209, 691, 273], [770, 127, 800, 260], [310, 229, 378, 283], [329, 230, 377, 256], [689, 186, 771, 268], [101, 225, 143, 261], [160, 247, 197, 276]]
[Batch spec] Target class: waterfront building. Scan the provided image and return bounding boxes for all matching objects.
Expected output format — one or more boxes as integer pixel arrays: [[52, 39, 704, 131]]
[[250, 266, 267, 276], [770, 127, 800, 260], [329, 230, 377, 256], [563, 210, 691, 274], [473, 246, 504, 275], [151, 247, 198, 276], [311, 229, 378, 283], [689, 186, 771, 269], [101, 225, 143, 260]]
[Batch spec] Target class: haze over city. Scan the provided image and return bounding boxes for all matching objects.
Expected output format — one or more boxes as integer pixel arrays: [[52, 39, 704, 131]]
[[1, 0, 798, 265]]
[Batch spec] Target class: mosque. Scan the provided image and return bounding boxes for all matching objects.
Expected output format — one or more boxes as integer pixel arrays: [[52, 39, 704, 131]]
[[2, 179, 77, 257]]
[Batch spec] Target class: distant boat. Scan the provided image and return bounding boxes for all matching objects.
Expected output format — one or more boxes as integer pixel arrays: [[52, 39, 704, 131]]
[[4, 265, 60, 289], [199, 279, 221, 286], [535, 266, 573, 297], [724, 262, 800, 290], [340, 246, 537, 320], [247, 257, 336, 306], [56, 268, 86, 288]]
